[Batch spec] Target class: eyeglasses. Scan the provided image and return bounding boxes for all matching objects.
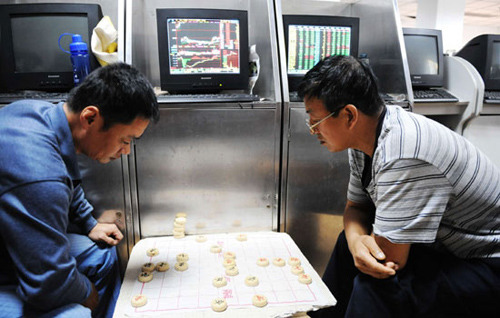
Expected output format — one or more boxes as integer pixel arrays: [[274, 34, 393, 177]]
[[305, 106, 344, 134]]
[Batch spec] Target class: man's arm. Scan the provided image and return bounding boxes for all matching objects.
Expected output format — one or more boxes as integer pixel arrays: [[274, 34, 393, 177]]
[[344, 200, 398, 279], [68, 184, 98, 233], [374, 235, 411, 271], [370, 159, 452, 273], [70, 184, 123, 245]]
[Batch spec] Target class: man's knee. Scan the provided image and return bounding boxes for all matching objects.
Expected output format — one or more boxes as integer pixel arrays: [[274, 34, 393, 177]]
[[71, 235, 118, 280], [351, 274, 407, 299], [89, 245, 118, 277]]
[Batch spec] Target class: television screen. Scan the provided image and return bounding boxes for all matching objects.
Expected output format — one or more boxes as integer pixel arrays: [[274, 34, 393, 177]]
[[0, 3, 102, 92], [283, 15, 359, 93], [490, 41, 500, 80], [456, 34, 500, 91], [287, 24, 354, 75], [157, 8, 249, 94], [11, 15, 89, 73], [404, 35, 439, 75], [166, 17, 240, 75], [402, 28, 444, 88]]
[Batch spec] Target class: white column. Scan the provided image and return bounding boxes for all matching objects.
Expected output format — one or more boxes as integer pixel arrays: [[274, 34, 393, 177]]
[[416, 0, 466, 53]]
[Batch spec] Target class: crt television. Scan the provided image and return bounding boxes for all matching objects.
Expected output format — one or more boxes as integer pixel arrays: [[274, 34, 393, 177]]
[[456, 34, 500, 91], [403, 28, 444, 88], [0, 3, 102, 92], [156, 8, 249, 94], [283, 15, 360, 92]]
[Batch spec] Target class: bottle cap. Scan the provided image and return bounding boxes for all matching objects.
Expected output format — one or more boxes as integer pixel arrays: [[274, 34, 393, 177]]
[[69, 34, 88, 53]]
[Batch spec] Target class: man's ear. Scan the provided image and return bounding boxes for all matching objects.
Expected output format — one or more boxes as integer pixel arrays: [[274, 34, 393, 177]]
[[343, 104, 358, 129], [80, 106, 100, 129]]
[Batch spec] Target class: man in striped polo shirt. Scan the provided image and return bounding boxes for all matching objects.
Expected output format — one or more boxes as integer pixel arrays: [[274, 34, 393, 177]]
[[301, 55, 499, 317]]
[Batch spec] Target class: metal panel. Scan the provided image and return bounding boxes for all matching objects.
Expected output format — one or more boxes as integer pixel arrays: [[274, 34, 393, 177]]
[[130, 0, 279, 100], [352, 0, 409, 96], [77, 154, 129, 273], [275, 0, 356, 238], [249, 0, 282, 100], [285, 107, 350, 275], [134, 106, 279, 237], [277, 0, 411, 275], [128, 0, 283, 242], [275, 0, 411, 97]]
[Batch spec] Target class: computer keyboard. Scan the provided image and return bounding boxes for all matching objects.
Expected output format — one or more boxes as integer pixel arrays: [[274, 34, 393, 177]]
[[289, 92, 409, 104], [413, 88, 459, 103], [156, 93, 260, 104], [0, 91, 69, 104], [484, 90, 500, 104]]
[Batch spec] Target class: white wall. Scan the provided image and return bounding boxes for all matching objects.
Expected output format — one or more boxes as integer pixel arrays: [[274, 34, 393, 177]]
[[415, 0, 466, 53], [398, 1, 500, 52], [463, 24, 500, 46]]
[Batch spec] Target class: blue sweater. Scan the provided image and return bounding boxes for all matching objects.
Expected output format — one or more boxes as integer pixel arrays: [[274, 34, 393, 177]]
[[0, 100, 97, 311]]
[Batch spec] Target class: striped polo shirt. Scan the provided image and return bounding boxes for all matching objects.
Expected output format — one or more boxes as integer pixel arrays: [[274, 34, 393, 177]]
[[347, 106, 500, 258]]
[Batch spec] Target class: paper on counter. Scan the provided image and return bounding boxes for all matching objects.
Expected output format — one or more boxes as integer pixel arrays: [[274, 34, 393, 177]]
[[113, 231, 336, 318]]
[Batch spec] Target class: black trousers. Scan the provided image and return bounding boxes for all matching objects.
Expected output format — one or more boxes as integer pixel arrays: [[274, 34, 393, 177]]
[[309, 231, 500, 318]]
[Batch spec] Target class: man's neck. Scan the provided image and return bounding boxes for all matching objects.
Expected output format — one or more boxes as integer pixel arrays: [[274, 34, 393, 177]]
[[353, 108, 385, 157]]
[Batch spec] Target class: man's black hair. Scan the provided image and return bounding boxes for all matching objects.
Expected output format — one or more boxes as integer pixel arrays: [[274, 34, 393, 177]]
[[298, 55, 384, 116], [67, 62, 159, 129]]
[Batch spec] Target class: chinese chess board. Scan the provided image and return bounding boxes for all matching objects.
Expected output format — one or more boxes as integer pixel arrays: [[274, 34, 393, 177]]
[[114, 232, 335, 317]]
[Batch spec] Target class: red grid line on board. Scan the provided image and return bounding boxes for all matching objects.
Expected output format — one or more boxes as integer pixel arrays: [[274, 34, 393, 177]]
[[255, 237, 280, 304], [271, 239, 299, 302], [176, 238, 189, 309], [135, 297, 318, 313], [280, 236, 318, 302], [136, 240, 159, 313], [197, 241, 201, 308], [155, 238, 173, 311]]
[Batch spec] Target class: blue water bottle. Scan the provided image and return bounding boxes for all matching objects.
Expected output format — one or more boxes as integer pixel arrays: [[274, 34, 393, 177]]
[[59, 33, 91, 86]]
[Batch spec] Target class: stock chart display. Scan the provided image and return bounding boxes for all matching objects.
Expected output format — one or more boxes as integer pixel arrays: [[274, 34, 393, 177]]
[[287, 24, 352, 75], [167, 18, 240, 74]]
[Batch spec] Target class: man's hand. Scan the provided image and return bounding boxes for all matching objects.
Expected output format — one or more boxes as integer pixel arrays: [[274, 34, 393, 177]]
[[349, 233, 397, 279], [343, 200, 399, 279], [88, 223, 123, 246], [81, 282, 99, 311]]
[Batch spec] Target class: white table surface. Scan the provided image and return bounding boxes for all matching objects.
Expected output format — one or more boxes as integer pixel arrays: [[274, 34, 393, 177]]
[[113, 231, 335, 318]]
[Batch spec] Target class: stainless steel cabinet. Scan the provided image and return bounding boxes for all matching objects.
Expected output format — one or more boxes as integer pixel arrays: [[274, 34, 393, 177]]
[[282, 106, 350, 275], [276, 0, 411, 275], [133, 105, 280, 237]]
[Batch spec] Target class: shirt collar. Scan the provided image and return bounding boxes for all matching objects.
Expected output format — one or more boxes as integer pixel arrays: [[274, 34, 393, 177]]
[[361, 105, 387, 189], [50, 102, 82, 182]]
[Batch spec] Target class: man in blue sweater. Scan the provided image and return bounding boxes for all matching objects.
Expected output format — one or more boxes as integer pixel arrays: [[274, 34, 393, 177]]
[[0, 63, 159, 317]]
